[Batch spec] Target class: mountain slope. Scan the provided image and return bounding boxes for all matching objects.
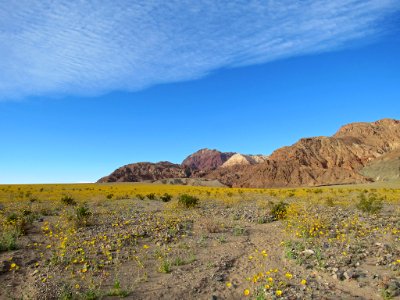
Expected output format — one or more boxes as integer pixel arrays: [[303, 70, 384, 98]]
[[205, 119, 400, 187], [181, 148, 235, 172], [221, 154, 268, 168], [360, 149, 400, 181], [97, 161, 187, 183], [98, 118, 400, 187]]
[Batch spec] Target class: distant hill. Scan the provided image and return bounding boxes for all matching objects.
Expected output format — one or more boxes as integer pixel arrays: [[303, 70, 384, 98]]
[[97, 161, 187, 183], [98, 118, 400, 187]]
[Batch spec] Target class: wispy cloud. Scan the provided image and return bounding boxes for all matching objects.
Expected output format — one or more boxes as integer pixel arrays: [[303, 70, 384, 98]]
[[0, 0, 399, 99]]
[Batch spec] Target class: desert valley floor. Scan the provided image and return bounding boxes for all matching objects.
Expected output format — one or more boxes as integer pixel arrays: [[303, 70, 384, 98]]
[[0, 183, 399, 299]]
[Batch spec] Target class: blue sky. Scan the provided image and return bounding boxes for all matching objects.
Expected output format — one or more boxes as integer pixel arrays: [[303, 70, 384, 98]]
[[1, 0, 400, 183]]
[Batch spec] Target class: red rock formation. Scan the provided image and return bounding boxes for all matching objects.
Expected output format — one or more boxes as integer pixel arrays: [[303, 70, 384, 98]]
[[181, 148, 235, 172], [98, 118, 400, 187]]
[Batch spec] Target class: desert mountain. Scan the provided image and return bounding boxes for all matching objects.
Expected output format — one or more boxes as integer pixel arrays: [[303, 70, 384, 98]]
[[221, 153, 269, 168], [97, 161, 187, 183], [98, 118, 400, 187], [206, 118, 400, 187], [181, 148, 235, 172]]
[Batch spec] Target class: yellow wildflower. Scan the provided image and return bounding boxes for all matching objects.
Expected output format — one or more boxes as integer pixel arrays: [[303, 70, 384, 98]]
[[285, 273, 293, 280], [244, 289, 250, 296]]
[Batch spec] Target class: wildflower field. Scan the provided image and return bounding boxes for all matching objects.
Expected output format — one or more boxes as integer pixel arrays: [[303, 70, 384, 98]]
[[0, 183, 399, 299]]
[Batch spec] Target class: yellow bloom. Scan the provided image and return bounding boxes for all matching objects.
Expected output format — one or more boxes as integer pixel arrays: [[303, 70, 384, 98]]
[[9, 263, 18, 271], [143, 244, 149, 249], [75, 284, 80, 289], [285, 273, 293, 280], [226, 282, 232, 288], [276, 290, 282, 297], [244, 289, 250, 296], [301, 279, 307, 285], [264, 284, 270, 290], [268, 277, 273, 282]]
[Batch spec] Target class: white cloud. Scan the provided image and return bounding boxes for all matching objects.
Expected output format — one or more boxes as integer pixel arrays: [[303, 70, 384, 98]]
[[0, 0, 399, 99]]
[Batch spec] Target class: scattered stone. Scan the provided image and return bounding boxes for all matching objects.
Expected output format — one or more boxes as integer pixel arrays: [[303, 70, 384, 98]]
[[302, 249, 315, 256]]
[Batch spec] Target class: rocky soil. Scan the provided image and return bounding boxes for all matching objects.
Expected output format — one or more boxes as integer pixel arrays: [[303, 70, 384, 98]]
[[1, 186, 399, 300]]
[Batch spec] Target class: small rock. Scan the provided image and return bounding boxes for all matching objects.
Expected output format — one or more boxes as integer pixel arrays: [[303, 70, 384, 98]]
[[344, 270, 355, 280], [302, 249, 315, 256], [212, 274, 225, 282]]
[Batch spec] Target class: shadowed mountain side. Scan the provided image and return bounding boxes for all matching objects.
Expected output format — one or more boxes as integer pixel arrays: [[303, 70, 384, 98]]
[[360, 149, 400, 181], [205, 160, 370, 188], [97, 162, 187, 183]]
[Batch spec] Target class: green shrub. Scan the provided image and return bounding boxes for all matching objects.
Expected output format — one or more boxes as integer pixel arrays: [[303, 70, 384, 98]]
[[106, 193, 114, 199], [160, 193, 172, 202], [159, 259, 171, 273], [325, 197, 335, 207], [271, 201, 289, 220], [146, 193, 157, 200], [136, 194, 145, 200], [0, 228, 18, 252], [232, 225, 247, 236], [6, 212, 31, 235], [6, 213, 18, 222], [107, 280, 129, 297], [356, 192, 383, 214], [75, 205, 92, 227], [61, 195, 77, 206], [178, 194, 199, 208]]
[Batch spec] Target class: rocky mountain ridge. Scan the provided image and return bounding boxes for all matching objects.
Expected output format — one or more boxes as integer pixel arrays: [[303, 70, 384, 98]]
[[98, 118, 400, 187], [221, 153, 269, 168]]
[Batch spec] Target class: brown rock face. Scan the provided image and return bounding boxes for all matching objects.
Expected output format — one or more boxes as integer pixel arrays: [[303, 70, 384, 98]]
[[98, 118, 400, 187], [97, 161, 186, 183], [181, 148, 235, 172], [205, 119, 400, 187]]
